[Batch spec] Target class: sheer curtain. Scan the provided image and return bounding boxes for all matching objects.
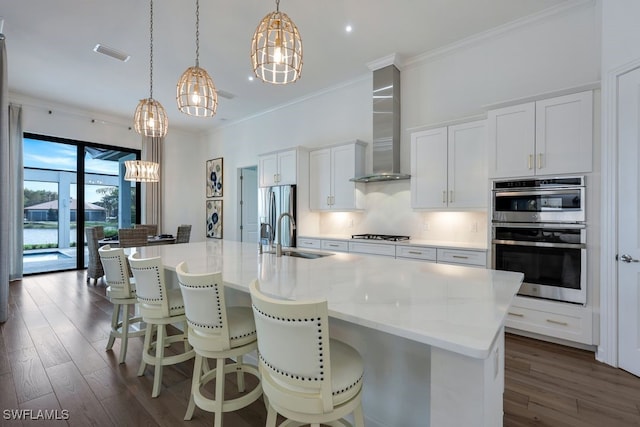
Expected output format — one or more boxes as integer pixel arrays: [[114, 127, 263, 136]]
[[1, 30, 25, 322], [143, 136, 163, 230]]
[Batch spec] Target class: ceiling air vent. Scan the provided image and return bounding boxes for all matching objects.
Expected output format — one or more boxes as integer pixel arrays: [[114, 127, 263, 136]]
[[217, 89, 236, 100], [93, 44, 130, 62]]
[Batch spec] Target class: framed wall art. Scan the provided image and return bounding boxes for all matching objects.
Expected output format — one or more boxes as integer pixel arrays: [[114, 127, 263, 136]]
[[206, 157, 223, 198], [206, 200, 223, 239]]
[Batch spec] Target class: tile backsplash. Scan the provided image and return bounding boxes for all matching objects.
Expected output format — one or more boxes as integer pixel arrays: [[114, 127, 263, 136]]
[[317, 181, 488, 245]]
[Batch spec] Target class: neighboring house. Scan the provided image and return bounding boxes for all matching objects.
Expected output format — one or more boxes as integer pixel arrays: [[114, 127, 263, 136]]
[[24, 198, 106, 222]]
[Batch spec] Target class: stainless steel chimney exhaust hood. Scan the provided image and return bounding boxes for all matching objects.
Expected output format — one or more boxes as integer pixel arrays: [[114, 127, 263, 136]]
[[351, 63, 410, 183]]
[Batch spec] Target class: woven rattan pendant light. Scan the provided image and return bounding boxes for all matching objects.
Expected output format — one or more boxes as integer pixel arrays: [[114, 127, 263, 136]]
[[251, 0, 303, 84], [124, 160, 160, 183], [134, 0, 168, 137], [176, 0, 217, 117]]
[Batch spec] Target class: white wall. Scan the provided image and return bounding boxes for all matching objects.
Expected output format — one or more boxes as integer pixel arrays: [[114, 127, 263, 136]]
[[601, 1, 640, 70], [597, 0, 640, 364], [11, 92, 205, 240], [12, 2, 602, 248], [205, 1, 601, 244]]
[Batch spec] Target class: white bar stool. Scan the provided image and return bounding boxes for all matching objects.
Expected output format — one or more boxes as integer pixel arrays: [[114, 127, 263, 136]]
[[249, 280, 365, 427], [128, 253, 194, 398], [176, 262, 262, 427], [98, 245, 145, 364]]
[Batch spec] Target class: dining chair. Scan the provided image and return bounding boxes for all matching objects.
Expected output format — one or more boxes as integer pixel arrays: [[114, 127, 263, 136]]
[[85, 226, 104, 285], [249, 280, 365, 427], [175, 224, 192, 244], [176, 262, 262, 426], [134, 223, 158, 236], [98, 244, 145, 364], [128, 253, 194, 398], [118, 228, 149, 248]]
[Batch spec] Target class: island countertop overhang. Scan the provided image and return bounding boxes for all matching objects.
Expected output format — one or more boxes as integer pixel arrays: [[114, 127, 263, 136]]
[[137, 240, 524, 359]]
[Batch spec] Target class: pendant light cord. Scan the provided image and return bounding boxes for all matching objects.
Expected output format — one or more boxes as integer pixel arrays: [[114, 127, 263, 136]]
[[149, 0, 154, 100], [276, 0, 280, 12], [195, 0, 200, 67]]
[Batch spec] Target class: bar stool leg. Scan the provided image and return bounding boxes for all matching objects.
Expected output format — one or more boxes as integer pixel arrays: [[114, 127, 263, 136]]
[[184, 353, 201, 420], [106, 303, 120, 350], [214, 357, 225, 427], [119, 304, 130, 364], [152, 325, 166, 398]]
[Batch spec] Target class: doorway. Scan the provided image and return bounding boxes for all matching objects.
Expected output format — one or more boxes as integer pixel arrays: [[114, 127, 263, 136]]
[[23, 134, 141, 274], [238, 166, 258, 243], [616, 65, 640, 377]]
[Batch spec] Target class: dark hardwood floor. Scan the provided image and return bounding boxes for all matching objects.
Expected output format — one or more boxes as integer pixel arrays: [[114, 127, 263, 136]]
[[1, 270, 639, 426]]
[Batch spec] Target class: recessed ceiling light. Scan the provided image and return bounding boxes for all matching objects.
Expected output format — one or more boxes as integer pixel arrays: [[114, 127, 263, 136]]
[[345, 25, 353, 33], [93, 44, 130, 62], [248, 76, 254, 81]]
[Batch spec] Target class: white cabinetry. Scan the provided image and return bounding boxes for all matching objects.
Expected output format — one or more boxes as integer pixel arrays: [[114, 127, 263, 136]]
[[506, 296, 594, 345], [321, 240, 349, 252], [348, 242, 396, 257], [436, 248, 487, 267], [309, 141, 366, 211], [259, 148, 298, 187], [488, 91, 593, 178], [297, 238, 321, 249], [411, 120, 487, 209], [396, 245, 437, 262]]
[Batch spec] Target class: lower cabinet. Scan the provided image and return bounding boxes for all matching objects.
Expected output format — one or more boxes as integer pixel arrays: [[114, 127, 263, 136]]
[[506, 296, 594, 345], [396, 245, 437, 262], [436, 248, 487, 267], [348, 242, 396, 257], [321, 240, 349, 252], [297, 237, 486, 266], [297, 238, 321, 249]]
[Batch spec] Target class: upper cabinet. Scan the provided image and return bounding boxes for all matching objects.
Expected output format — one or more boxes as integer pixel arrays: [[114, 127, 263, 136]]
[[309, 141, 366, 211], [488, 91, 593, 178], [258, 148, 298, 187], [411, 120, 487, 209]]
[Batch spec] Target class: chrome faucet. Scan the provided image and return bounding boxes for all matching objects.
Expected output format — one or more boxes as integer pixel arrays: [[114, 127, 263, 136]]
[[259, 223, 274, 254], [276, 212, 296, 257]]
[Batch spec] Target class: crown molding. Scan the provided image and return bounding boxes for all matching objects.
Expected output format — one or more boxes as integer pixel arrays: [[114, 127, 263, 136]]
[[403, 0, 595, 69]]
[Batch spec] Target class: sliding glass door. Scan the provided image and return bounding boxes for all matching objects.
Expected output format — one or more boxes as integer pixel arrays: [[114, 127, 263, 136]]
[[23, 134, 140, 274]]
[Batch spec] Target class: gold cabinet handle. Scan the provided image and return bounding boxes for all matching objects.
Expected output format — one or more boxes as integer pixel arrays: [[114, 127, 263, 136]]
[[452, 255, 469, 259], [408, 251, 423, 255], [538, 153, 543, 169], [528, 154, 533, 170], [449, 190, 454, 203], [546, 318, 568, 326], [442, 190, 446, 204], [508, 312, 524, 317]]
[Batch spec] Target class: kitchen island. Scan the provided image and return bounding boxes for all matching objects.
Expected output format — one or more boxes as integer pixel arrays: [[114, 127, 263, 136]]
[[137, 240, 523, 427]]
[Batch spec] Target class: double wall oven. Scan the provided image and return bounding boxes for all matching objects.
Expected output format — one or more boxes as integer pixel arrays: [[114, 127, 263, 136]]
[[491, 176, 586, 305]]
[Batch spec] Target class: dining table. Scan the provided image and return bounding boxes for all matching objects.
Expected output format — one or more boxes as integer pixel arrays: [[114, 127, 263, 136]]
[[98, 235, 176, 247]]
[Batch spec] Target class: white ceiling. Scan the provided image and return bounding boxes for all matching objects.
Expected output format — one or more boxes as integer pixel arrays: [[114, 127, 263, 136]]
[[0, 0, 569, 133]]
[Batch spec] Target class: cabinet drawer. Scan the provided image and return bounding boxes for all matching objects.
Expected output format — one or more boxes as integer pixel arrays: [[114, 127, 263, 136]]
[[348, 242, 395, 257], [436, 248, 486, 267], [321, 240, 349, 252], [297, 238, 321, 249], [396, 245, 437, 261], [506, 305, 593, 345]]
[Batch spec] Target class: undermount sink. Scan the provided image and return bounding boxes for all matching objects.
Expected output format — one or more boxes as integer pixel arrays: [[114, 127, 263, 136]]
[[282, 249, 333, 259], [264, 249, 333, 259]]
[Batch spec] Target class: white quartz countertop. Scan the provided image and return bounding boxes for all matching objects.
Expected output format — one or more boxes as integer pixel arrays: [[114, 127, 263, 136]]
[[137, 240, 522, 359], [299, 234, 488, 251]]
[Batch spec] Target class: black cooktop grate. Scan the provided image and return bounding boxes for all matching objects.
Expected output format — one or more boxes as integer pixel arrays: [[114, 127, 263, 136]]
[[351, 234, 410, 242]]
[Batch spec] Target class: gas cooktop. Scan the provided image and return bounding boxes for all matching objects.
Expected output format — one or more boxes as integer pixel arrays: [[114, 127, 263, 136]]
[[351, 234, 410, 242]]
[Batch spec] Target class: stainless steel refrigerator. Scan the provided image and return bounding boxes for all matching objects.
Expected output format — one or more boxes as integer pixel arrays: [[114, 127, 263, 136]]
[[258, 185, 296, 248]]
